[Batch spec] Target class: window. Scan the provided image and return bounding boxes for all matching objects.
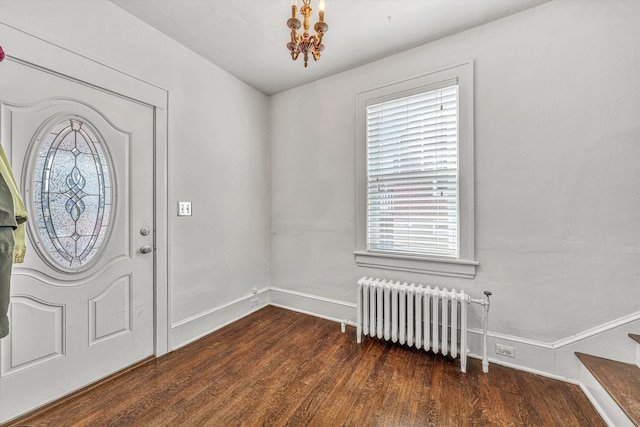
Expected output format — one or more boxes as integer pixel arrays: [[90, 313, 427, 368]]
[[32, 117, 113, 270], [355, 62, 477, 278]]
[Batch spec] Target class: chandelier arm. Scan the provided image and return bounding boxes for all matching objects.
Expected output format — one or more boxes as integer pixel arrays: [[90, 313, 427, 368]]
[[313, 39, 321, 58]]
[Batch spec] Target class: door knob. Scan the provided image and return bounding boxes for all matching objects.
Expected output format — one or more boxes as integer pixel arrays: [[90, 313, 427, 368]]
[[140, 245, 153, 254]]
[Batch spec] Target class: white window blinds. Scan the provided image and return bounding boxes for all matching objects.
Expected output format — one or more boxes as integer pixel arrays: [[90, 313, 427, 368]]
[[366, 84, 458, 258]]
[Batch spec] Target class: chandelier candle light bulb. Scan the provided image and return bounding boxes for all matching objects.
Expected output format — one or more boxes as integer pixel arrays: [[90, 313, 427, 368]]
[[286, 0, 328, 67]]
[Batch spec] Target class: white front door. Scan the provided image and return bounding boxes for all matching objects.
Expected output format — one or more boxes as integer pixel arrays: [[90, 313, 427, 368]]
[[0, 55, 156, 421]]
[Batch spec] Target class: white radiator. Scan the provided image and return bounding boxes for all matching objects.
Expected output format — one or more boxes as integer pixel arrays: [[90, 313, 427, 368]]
[[356, 276, 491, 373]]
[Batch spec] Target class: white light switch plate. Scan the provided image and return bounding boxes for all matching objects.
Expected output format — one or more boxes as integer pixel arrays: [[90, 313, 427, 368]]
[[178, 201, 192, 216]]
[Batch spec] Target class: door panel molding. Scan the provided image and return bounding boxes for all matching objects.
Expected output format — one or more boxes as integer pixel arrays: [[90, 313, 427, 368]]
[[89, 276, 132, 345], [11, 255, 130, 287], [1, 296, 65, 376]]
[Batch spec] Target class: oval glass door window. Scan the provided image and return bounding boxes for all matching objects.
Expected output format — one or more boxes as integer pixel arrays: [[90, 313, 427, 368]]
[[32, 118, 113, 270]]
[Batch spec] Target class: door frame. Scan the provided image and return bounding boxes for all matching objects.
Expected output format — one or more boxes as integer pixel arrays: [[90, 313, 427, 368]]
[[0, 22, 170, 356]]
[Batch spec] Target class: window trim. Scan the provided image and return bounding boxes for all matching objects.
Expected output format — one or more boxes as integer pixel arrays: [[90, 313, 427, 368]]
[[354, 61, 477, 278]]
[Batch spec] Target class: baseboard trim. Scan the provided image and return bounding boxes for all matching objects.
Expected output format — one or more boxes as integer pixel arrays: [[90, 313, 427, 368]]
[[268, 287, 356, 324], [467, 351, 574, 384], [468, 309, 640, 350], [170, 288, 270, 350], [469, 327, 552, 349], [552, 311, 640, 349]]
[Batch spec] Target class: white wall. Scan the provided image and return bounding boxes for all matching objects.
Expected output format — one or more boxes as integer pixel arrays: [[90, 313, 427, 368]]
[[270, 0, 640, 350], [0, 0, 271, 348]]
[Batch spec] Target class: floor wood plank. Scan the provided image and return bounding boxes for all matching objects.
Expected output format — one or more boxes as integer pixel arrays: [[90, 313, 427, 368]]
[[7, 306, 605, 427]]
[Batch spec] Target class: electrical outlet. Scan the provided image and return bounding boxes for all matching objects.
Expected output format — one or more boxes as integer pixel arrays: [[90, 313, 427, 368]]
[[178, 201, 192, 216], [496, 344, 515, 358], [250, 298, 259, 307]]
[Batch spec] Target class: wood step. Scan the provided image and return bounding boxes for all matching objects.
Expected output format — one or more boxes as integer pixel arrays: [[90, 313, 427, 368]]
[[630, 334, 640, 345], [576, 352, 640, 426]]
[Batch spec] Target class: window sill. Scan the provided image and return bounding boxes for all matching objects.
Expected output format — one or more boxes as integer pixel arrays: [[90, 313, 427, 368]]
[[354, 250, 478, 279]]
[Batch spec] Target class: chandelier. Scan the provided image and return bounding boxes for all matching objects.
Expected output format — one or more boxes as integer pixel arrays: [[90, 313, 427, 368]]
[[287, 0, 328, 67]]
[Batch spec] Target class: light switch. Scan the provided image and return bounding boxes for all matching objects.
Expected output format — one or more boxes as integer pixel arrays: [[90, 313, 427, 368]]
[[178, 201, 192, 216]]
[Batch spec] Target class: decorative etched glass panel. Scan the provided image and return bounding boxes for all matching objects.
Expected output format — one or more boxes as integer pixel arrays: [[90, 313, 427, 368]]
[[33, 118, 112, 269]]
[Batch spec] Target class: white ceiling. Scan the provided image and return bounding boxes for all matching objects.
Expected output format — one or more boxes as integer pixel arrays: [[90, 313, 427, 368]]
[[109, 0, 550, 95]]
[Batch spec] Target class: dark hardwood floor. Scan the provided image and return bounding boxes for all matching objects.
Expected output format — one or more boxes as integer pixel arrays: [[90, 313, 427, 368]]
[[7, 306, 604, 426]]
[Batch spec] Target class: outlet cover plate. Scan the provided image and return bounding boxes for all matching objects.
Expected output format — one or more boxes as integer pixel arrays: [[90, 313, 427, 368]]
[[496, 343, 515, 358]]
